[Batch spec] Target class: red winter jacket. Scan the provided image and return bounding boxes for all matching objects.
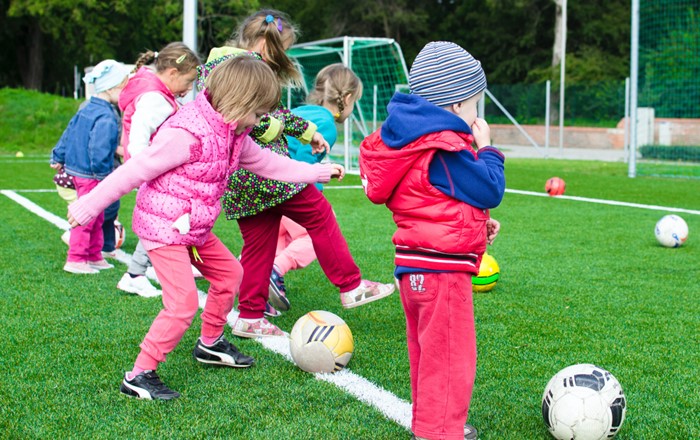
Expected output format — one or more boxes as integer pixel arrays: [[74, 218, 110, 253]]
[[360, 129, 489, 274]]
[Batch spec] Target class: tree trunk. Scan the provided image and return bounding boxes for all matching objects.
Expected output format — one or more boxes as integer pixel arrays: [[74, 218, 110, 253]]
[[20, 20, 44, 90]]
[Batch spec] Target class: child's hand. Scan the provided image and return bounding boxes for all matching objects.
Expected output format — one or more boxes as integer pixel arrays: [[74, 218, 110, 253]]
[[311, 132, 330, 155], [330, 163, 345, 181], [486, 218, 500, 245], [50, 163, 63, 171], [471, 118, 491, 149], [67, 212, 80, 228]]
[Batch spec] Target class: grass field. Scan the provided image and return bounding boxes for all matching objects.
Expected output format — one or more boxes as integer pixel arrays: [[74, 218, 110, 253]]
[[0, 153, 698, 439]]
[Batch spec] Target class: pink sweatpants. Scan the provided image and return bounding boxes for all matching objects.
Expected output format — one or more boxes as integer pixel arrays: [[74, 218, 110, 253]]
[[68, 177, 103, 262], [134, 233, 242, 371], [236, 185, 361, 320], [274, 215, 317, 274], [399, 271, 477, 440]]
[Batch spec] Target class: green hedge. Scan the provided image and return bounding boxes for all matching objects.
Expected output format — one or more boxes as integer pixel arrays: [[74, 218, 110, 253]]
[[639, 145, 700, 162]]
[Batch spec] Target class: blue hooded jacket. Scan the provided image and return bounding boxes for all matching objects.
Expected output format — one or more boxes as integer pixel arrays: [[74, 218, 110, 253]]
[[380, 93, 505, 209]]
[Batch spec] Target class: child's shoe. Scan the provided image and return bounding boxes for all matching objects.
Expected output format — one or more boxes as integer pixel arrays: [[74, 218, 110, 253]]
[[88, 259, 114, 270], [464, 423, 478, 440], [412, 424, 478, 440], [264, 303, 281, 318], [340, 279, 395, 309], [268, 266, 290, 311], [102, 249, 127, 260], [120, 370, 180, 400], [63, 261, 99, 274], [232, 317, 286, 338], [193, 335, 255, 367], [117, 273, 161, 297]]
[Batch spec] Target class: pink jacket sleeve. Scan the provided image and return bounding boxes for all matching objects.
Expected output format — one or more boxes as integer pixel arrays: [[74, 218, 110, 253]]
[[68, 128, 192, 226], [237, 136, 333, 183]]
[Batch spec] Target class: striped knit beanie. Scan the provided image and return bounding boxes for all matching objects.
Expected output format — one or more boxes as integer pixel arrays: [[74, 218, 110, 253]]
[[409, 41, 487, 107]]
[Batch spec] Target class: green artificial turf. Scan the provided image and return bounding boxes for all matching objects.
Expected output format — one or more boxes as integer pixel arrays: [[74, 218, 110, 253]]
[[0, 157, 698, 439]]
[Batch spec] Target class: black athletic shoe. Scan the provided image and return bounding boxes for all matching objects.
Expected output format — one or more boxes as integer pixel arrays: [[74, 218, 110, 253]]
[[120, 370, 180, 400], [268, 267, 290, 311], [193, 336, 255, 367]]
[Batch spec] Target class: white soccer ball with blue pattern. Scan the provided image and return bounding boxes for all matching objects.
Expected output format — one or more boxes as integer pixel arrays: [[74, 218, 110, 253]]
[[655, 214, 688, 248], [542, 364, 627, 440]]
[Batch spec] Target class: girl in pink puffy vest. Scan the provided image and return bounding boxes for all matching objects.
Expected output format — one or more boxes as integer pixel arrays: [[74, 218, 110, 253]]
[[68, 56, 345, 401]]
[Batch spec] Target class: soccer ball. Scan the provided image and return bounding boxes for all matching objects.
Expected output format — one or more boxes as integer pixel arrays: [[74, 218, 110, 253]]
[[654, 214, 688, 248], [289, 310, 354, 373], [546, 177, 566, 196], [114, 219, 126, 249], [542, 364, 627, 440], [472, 253, 500, 293]]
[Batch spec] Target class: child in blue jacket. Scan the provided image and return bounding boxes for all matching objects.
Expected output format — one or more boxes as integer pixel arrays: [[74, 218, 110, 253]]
[[51, 59, 130, 274]]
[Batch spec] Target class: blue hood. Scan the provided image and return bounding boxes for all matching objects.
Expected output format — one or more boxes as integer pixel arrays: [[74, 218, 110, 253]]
[[380, 93, 472, 148]]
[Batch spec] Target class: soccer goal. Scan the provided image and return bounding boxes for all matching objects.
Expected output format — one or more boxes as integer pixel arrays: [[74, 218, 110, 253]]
[[287, 36, 410, 173], [629, 0, 700, 179]]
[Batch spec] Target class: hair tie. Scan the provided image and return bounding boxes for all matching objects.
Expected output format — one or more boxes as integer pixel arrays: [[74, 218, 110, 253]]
[[176, 54, 186, 64], [154, 51, 159, 59], [265, 15, 274, 23]]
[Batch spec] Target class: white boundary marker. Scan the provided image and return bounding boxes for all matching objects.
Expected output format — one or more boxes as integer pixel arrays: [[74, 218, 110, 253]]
[[326, 186, 700, 216], [505, 189, 700, 216], [1, 188, 414, 430]]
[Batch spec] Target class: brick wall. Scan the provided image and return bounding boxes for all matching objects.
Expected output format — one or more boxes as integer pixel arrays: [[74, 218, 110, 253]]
[[490, 118, 700, 149]]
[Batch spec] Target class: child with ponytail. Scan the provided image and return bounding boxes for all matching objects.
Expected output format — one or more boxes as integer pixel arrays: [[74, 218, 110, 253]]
[[199, 10, 394, 339], [116, 42, 201, 297]]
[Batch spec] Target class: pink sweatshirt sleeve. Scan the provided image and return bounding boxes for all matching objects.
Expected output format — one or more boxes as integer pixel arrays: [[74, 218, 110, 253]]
[[68, 128, 194, 226], [237, 136, 333, 183]]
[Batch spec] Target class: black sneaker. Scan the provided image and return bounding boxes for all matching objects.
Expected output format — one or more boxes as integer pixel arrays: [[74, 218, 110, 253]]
[[268, 267, 290, 311], [119, 370, 180, 400], [193, 336, 255, 367]]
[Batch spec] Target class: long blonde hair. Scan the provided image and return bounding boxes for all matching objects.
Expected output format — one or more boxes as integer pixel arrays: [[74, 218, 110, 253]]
[[206, 55, 281, 123], [307, 64, 363, 117], [228, 9, 303, 88], [133, 42, 201, 75]]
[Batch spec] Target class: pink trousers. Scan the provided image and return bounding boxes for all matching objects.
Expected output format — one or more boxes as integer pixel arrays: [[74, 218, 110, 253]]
[[399, 271, 477, 440], [134, 233, 241, 371], [68, 177, 103, 262], [274, 215, 317, 274], [236, 185, 361, 319]]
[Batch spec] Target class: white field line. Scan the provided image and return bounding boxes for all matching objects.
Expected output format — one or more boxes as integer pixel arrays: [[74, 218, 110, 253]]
[[505, 189, 700, 216], [1, 189, 414, 430], [328, 186, 700, 216]]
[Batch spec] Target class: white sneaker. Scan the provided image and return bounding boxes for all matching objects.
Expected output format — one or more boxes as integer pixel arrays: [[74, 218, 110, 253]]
[[102, 249, 127, 260], [88, 259, 114, 270], [63, 261, 99, 274], [117, 273, 161, 297], [340, 279, 395, 309]]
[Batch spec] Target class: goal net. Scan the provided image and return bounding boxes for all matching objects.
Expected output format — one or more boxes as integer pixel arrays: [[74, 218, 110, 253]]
[[634, 0, 700, 178], [287, 37, 409, 172]]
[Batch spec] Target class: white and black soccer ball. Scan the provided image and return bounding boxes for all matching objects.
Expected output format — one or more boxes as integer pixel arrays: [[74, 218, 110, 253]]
[[289, 310, 354, 374], [542, 364, 627, 440], [654, 214, 688, 248]]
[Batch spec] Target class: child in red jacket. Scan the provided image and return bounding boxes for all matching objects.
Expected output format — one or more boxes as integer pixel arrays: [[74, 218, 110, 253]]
[[360, 41, 505, 440]]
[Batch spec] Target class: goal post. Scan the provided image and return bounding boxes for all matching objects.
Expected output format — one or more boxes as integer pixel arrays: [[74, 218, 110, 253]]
[[629, 0, 700, 179], [287, 36, 410, 173]]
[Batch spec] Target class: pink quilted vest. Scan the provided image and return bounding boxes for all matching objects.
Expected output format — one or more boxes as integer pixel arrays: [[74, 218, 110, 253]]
[[118, 67, 178, 161], [130, 92, 249, 246]]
